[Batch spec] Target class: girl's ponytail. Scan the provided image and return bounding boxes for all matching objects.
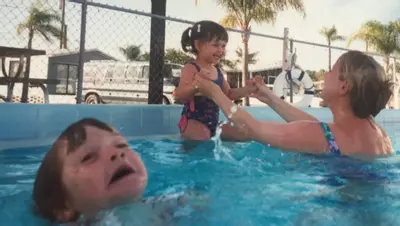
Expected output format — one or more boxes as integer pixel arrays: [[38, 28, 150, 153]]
[[181, 27, 192, 53]]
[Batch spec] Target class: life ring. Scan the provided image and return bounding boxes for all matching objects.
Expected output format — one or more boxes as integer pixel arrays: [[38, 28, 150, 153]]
[[273, 68, 315, 107]]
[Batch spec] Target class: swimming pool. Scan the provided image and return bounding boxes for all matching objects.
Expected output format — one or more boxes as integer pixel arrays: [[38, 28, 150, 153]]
[[0, 104, 399, 225]]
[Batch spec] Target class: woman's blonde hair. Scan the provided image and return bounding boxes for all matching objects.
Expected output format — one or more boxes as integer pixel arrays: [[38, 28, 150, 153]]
[[338, 50, 393, 118]]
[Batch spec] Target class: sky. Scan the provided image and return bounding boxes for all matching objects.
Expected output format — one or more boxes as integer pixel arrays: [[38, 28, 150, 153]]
[[87, 0, 400, 70], [1, 0, 400, 75]]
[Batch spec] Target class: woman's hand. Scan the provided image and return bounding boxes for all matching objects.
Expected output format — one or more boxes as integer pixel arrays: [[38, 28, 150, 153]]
[[250, 77, 275, 104], [244, 77, 258, 95], [193, 72, 222, 98]]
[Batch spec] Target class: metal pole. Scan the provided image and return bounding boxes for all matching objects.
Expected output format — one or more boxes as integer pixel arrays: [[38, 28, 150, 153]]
[[76, 0, 87, 104], [289, 39, 294, 103], [282, 28, 289, 71], [290, 39, 293, 53], [283, 28, 293, 103], [60, 0, 66, 49]]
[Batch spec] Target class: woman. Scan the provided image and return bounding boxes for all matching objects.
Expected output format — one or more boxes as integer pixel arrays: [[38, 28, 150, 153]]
[[193, 50, 394, 158]]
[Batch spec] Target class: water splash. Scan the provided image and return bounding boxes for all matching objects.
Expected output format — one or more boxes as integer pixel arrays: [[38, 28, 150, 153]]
[[211, 120, 236, 162]]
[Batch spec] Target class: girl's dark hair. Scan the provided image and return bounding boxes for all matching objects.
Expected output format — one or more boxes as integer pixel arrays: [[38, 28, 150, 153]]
[[33, 118, 114, 223], [181, 20, 229, 54]]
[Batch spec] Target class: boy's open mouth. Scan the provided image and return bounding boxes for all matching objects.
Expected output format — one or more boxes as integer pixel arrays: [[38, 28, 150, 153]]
[[108, 164, 135, 186]]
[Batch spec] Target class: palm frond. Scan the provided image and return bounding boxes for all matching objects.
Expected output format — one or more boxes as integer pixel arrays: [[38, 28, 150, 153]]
[[348, 20, 400, 55], [265, 0, 306, 17], [220, 13, 238, 28], [216, 0, 305, 28], [36, 24, 62, 42], [17, 23, 28, 35]]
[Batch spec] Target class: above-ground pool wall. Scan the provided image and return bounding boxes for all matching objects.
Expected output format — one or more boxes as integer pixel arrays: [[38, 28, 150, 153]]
[[0, 103, 398, 149]]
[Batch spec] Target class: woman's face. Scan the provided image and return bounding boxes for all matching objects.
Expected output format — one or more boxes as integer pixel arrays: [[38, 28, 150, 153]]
[[60, 126, 148, 217], [320, 58, 348, 102]]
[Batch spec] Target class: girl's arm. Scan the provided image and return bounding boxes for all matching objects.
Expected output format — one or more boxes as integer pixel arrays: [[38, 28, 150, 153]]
[[221, 77, 253, 101], [174, 64, 199, 101], [211, 88, 330, 154]]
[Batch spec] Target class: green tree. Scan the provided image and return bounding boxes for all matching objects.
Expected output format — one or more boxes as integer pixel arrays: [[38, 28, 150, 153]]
[[139, 47, 237, 70], [346, 20, 381, 52], [119, 45, 143, 61], [220, 58, 237, 69], [235, 47, 258, 65], [140, 52, 150, 61], [306, 69, 325, 81], [347, 20, 400, 76], [17, 0, 61, 103], [319, 25, 345, 71], [164, 48, 194, 65], [217, 0, 305, 106]]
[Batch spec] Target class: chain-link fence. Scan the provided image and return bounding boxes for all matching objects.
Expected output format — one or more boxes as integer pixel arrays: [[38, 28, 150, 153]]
[[0, 0, 82, 104], [0, 0, 398, 107]]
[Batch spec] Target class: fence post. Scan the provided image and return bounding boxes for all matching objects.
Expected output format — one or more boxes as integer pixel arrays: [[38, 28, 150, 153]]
[[76, 0, 88, 104], [289, 38, 294, 103], [282, 28, 294, 103], [282, 28, 289, 71], [290, 39, 293, 53], [393, 57, 398, 109]]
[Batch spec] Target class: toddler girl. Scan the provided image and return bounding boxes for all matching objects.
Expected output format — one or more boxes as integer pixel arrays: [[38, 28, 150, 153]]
[[175, 20, 258, 141]]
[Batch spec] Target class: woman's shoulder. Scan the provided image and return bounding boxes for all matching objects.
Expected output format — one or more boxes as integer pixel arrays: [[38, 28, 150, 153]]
[[353, 119, 394, 156], [373, 122, 394, 155]]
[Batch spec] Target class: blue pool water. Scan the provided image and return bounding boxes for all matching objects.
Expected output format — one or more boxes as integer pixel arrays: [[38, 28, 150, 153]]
[[0, 122, 400, 226]]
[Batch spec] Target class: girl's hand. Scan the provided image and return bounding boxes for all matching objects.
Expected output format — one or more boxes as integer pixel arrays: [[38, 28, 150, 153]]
[[245, 79, 257, 94], [250, 77, 275, 104], [245, 75, 264, 95]]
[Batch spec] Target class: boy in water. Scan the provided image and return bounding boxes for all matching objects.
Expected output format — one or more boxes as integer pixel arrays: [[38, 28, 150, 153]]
[[33, 118, 207, 224]]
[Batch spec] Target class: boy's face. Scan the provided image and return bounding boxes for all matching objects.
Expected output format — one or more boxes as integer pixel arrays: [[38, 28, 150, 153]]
[[60, 126, 148, 217]]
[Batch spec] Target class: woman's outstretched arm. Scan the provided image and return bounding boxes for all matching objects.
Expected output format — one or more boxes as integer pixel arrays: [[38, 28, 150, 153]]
[[212, 89, 328, 153], [252, 82, 318, 122]]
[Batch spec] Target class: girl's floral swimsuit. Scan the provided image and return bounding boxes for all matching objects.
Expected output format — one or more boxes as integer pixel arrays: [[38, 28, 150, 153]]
[[178, 62, 224, 137]]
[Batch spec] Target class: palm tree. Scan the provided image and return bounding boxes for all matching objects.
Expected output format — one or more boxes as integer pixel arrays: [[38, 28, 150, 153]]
[[17, 0, 61, 103], [164, 48, 194, 65], [346, 20, 382, 52], [220, 58, 237, 69], [235, 47, 258, 65], [319, 25, 345, 71], [217, 0, 305, 106], [347, 20, 400, 76]]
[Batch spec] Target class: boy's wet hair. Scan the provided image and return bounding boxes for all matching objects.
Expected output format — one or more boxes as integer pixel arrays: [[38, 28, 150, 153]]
[[32, 118, 114, 223], [181, 20, 228, 54], [338, 50, 393, 118]]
